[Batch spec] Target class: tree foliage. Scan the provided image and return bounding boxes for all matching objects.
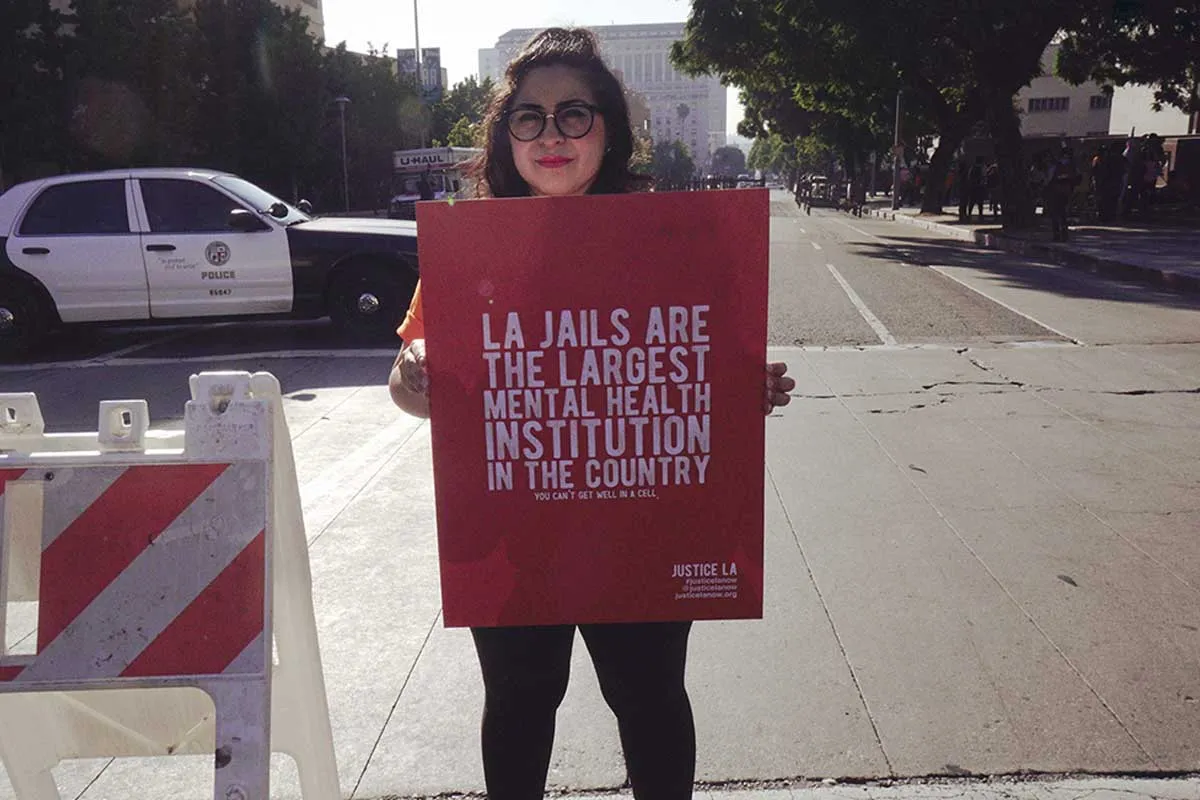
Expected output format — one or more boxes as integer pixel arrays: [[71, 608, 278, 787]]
[[0, 0, 69, 185], [1058, 1, 1200, 118], [710, 145, 746, 176], [672, 0, 1119, 227], [0, 0, 425, 212], [650, 140, 696, 185], [429, 76, 494, 147]]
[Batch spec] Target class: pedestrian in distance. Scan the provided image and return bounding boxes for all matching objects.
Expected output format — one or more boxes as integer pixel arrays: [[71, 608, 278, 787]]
[[984, 161, 1001, 217], [1044, 146, 1079, 242], [387, 27, 796, 800], [1091, 145, 1112, 222], [956, 158, 970, 222], [417, 169, 435, 201], [967, 156, 987, 221]]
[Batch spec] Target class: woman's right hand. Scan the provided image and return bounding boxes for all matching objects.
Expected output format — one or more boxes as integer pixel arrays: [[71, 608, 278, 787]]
[[398, 338, 429, 396], [389, 338, 431, 418]]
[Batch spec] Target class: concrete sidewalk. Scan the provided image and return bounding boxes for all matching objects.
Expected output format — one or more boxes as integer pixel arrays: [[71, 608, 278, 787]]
[[861, 203, 1200, 292], [6, 340, 1200, 800]]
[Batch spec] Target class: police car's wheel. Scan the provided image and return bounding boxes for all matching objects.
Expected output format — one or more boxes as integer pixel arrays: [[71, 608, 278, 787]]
[[329, 263, 413, 340], [0, 283, 48, 360]]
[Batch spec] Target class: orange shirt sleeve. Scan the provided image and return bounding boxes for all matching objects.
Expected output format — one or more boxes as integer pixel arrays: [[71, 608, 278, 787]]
[[396, 281, 425, 341]]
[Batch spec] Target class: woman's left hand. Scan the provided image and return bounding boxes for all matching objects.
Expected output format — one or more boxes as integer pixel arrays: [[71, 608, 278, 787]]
[[763, 362, 795, 414]]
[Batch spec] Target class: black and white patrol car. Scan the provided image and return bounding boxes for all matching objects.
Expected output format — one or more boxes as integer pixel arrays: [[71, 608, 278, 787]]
[[0, 168, 420, 358]]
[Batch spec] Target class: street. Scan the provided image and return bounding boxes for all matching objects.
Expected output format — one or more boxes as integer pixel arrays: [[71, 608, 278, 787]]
[[2, 192, 1199, 798]]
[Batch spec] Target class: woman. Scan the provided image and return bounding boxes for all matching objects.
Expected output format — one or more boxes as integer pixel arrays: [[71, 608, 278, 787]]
[[388, 27, 795, 800]]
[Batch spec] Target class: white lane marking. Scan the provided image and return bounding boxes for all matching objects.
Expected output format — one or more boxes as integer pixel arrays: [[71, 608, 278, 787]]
[[0, 348, 396, 372], [83, 325, 236, 363], [769, 342, 1080, 353], [927, 264, 1085, 346], [825, 263, 897, 346], [811, 241, 823, 251], [830, 217, 882, 240], [827, 214, 1083, 346], [797, 226, 807, 234]]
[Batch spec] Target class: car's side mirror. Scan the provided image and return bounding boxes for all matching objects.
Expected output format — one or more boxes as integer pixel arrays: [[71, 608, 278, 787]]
[[229, 208, 268, 231], [297, 199, 313, 215], [268, 201, 289, 218]]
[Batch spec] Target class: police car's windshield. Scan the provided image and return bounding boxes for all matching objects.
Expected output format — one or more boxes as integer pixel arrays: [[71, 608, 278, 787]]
[[213, 176, 311, 225]]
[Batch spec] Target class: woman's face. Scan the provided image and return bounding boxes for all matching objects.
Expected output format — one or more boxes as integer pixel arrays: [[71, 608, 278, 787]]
[[508, 64, 607, 197]]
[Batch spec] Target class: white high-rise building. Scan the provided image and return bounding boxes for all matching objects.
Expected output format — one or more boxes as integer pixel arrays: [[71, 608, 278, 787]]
[[480, 23, 727, 171]]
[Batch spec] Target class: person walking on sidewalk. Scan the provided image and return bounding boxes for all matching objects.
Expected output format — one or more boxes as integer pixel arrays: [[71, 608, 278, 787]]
[[387, 27, 796, 800], [1044, 146, 1079, 242], [967, 156, 987, 220]]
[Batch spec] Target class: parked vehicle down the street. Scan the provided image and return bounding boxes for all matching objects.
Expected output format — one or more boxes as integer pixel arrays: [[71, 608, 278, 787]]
[[0, 168, 420, 359]]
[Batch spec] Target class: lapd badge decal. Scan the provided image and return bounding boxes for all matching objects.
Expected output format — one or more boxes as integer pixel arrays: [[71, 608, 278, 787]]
[[205, 241, 231, 266]]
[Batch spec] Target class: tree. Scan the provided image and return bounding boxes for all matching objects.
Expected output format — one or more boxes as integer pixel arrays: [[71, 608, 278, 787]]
[[322, 44, 417, 211], [711, 145, 746, 176], [650, 140, 696, 186], [429, 76, 494, 147], [673, 0, 1108, 228], [1058, 1, 1200, 127], [676, 103, 691, 129], [0, 0, 68, 186], [65, 0, 199, 169], [446, 115, 479, 147], [630, 133, 653, 173]]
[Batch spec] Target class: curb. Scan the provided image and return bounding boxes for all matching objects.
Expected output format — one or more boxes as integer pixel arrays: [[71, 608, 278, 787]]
[[864, 208, 1200, 293]]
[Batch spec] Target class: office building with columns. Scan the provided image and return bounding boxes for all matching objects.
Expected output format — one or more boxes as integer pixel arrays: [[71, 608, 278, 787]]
[[480, 23, 727, 172]]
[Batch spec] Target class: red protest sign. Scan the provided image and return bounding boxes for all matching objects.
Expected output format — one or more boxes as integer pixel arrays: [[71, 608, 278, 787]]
[[418, 190, 768, 628]]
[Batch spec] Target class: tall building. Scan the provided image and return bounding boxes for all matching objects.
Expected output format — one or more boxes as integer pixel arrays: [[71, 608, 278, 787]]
[[1015, 43, 1197, 140], [273, 0, 323, 39], [1016, 44, 1111, 138], [479, 24, 727, 172]]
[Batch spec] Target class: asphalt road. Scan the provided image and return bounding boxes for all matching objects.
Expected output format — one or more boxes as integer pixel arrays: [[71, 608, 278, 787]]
[[3, 191, 1200, 799]]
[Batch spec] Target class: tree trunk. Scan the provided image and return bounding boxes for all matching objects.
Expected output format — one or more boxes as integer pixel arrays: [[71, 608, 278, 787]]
[[921, 128, 965, 214], [987, 98, 1035, 230]]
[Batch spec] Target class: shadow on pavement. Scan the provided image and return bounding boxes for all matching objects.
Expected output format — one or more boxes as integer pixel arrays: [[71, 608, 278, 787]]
[[845, 232, 1200, 312]]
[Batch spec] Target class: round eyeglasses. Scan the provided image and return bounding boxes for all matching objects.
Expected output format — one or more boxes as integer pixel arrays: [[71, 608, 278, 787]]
[[506, 104, 600, 142]]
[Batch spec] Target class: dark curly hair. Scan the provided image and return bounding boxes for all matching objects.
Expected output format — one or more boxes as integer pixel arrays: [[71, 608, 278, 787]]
[[468, 27, 652, 197]]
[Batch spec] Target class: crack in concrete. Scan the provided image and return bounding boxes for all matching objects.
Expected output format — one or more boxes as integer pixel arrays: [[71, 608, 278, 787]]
[[922, 380, 1026, 390], [1095, 387, 1200, 396], [867, 397, 952, 414]]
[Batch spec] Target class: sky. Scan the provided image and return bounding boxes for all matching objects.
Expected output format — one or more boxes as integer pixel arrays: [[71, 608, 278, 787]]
[[320, 0, 747, 138]]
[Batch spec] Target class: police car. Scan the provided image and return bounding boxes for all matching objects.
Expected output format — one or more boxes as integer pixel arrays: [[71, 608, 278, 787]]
[[0, 168, 419, 358]]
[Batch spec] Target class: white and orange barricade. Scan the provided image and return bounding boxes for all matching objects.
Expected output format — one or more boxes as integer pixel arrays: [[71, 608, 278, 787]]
[[0, 372, 338, 800]]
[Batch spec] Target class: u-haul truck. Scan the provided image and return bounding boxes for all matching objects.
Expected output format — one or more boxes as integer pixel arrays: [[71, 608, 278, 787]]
[[387, 147, 481, 219]]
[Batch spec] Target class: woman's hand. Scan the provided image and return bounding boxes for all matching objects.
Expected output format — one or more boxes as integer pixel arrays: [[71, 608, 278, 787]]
[[388, 338, 431, 418], [398, 338, 429, 395], [763, 362, 795, 414]]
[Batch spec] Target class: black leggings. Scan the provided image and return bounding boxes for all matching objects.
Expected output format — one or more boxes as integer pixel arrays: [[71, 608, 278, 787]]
[[470, 621, 695, 800]]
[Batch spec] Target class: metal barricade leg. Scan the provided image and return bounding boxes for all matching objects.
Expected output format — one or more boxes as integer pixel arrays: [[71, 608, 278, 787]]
[[0, 694, 64, 800], [205, 681, 270, 800]]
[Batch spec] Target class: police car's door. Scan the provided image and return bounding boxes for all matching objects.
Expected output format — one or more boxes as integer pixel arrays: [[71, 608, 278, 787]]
[[5, 177, 150, 322], [134, 177, 292, 317]]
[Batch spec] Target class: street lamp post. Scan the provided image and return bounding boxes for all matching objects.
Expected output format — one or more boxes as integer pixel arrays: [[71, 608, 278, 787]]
[[335, 96, 350, 212], [891, 89, 903, 211], [413, 0, 428, 148]]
